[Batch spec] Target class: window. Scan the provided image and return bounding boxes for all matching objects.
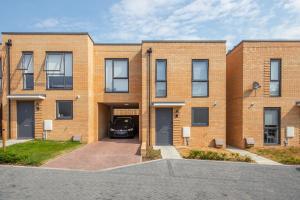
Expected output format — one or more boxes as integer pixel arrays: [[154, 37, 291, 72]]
[[156, 59, 167, 97], [56, 101, 73, 119], [46, 52, 73, 89], [192, 60, 208, 97], [22, 52, 34, 90], [264, 108, 280, 144], [270, 59, 281, 96], [192, 107, 209, 126], [105, 59, 129, 92]]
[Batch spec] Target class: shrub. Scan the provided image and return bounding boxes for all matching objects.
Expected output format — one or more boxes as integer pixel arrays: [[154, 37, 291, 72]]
[[185, 150, 252, 162], [143, 148, 162, 161], [0, 151, 29, 164]]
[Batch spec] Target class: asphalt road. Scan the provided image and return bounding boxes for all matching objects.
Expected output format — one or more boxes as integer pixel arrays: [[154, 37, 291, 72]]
[[0, 159, 299, 200]]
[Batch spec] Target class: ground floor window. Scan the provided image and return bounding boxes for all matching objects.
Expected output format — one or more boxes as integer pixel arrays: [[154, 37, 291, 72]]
[[192, 107, 209, 126], [264, 108, 280, 144], [56, 100, 73, 119]]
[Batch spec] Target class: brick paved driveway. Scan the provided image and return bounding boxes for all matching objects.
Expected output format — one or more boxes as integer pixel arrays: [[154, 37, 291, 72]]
[[0, 160, 299, 200], [43, 137, 141, 170]]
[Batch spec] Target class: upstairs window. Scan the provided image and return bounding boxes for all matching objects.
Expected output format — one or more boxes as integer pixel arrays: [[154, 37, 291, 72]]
[[270, 59, 281, 96], [105, 59, 129, 92], [0, 58, 2, 91], [156, 59, 167, 97], [22, 52, 34, 90], [46, 52, 73, 89], [192, 60, 209, 97]]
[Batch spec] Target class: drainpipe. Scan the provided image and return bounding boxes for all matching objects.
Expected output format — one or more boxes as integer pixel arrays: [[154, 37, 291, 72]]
[[146, 48, 152, 147], [3, 39, 12, 150]]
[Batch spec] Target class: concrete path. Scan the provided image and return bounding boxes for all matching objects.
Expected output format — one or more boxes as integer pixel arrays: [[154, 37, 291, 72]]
[[153, 146, 182, 159], [0, 139, 32, 147], [227, 146, 282, 165], [1, 159, 299, 200], [43, 137, 141, 170]]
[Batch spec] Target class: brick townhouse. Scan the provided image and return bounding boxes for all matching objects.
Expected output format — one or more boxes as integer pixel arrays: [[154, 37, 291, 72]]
[[0, 33, 299, 154], [227, 40, 300, 148], [0, 32, 226, 154]]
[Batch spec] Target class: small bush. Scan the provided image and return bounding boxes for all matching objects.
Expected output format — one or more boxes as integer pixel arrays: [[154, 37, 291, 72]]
[[185, 150, 252, 162], [143, 148, 162, 161], [0, 151, 29, 164]]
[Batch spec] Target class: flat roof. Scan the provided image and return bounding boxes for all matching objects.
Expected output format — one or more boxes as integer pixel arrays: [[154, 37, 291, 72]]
[[227, 39, 300, 55], [142, 40, 226, 43], [2, 32, 95, 43]]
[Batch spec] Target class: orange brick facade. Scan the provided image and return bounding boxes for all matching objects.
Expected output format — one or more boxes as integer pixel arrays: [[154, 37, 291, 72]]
[[227, 41, 300, 148], [1, 33, 299, 152]]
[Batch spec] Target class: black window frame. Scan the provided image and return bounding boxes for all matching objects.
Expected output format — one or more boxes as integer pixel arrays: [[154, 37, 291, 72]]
[[46, 52, 73, 90], [56, 100, 73, 120], [155, 59, 167, 98], [270, 59, 281, 97], [192, 59, 209, 97], [105, 58, 129, 93], [191, 107, 209, 126], [264, 107, 281, 145], [0, 58, 2, 91], [22, 52, 34, 90]]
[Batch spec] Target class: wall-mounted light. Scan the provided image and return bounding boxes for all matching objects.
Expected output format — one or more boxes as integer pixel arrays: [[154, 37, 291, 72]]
[[175, 109, 179, 118], [76, 95, 80, 100], [35, 102, 40, 111], [213, 101, 217, 107]]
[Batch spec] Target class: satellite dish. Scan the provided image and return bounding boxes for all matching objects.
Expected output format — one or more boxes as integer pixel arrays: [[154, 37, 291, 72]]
[[252, 81, 261, 90]]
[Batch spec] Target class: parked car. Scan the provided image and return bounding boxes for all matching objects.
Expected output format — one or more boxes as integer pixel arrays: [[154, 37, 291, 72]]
[[109, 117, 136, 138]]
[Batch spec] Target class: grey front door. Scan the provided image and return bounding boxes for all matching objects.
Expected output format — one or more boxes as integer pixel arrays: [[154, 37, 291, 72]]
[[156, 108, 173, 145], [17, 101, 34, 139]]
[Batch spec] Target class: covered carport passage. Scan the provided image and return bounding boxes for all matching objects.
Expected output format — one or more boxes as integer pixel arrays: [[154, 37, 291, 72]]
[[98, 103, 140, 141]]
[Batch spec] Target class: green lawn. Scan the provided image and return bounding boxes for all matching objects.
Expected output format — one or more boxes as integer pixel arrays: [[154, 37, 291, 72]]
[[249, 147, 300, 165], [0, 140, 82, 166]]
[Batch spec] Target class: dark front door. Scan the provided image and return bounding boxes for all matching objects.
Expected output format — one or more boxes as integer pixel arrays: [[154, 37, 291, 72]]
[[17, 101, 34, 139], [156, 108, 173, 145]]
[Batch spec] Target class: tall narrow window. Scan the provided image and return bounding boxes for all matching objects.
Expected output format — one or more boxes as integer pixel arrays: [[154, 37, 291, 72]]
[[46, 52, 73, 89], [192, 60, 209, 97], [264, 108, 280, 144], [156, 59, 167, 97], [270, 59, 281, 96], [0, 58, 2, 91], [22, 52, 34, 90], [105, 59, 129, 92]]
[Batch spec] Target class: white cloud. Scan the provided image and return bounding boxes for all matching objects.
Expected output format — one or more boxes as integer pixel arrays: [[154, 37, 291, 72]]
[[107, 0, 261, 43], [280, 0, 300, 13], [33, 18, 94, 31]]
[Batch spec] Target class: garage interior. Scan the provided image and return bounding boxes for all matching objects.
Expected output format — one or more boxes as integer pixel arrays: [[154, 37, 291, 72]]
[[98, 103, 140, 141]]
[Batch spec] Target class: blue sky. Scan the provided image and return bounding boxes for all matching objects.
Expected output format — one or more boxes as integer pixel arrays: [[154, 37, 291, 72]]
[[1, 0, 300, 49]]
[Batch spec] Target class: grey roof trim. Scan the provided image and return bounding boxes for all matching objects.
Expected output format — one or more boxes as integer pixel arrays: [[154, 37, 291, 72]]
[[142, 40, 226, 43], [95, 43, 141, 46], [2, 32, 95, 43], [227, 39, 300, 55]]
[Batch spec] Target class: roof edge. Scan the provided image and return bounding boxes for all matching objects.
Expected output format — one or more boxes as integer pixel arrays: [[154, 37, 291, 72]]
[[2, 32, 95, 43], [95, 43, 141, 46], [142, 40, 226, 43]]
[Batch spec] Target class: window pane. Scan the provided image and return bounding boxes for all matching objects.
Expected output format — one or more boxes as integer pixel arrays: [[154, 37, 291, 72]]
[[105, 60, 113, 92], [271, 60, 280, 80], [46, 54, 63, 71], [192, 108, 208, 126], [113, 79, 128, 92], [193, 60, 208, 80], [64, 53, 72, 76], [24, 74, 34, 89], [270, 82, 279, 96], [156, 82, 166, 97], [113, 60, 128, 78], [265, 109, 279, 125], [156, 60, 166, 81], [57, 101, 72, 119], [23, 53, 33, 72], [192, 82, 208, 96], [48, 75, 65, 89]]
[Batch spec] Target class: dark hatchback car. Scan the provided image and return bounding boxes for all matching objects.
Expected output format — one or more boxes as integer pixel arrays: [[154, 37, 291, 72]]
[[109, 117, 136, 138]]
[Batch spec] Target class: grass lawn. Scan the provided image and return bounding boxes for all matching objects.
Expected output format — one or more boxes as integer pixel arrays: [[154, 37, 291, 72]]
[[249, 147, 300, 165], [0, 140, 82, 166], [177, 147, 252, 162]]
